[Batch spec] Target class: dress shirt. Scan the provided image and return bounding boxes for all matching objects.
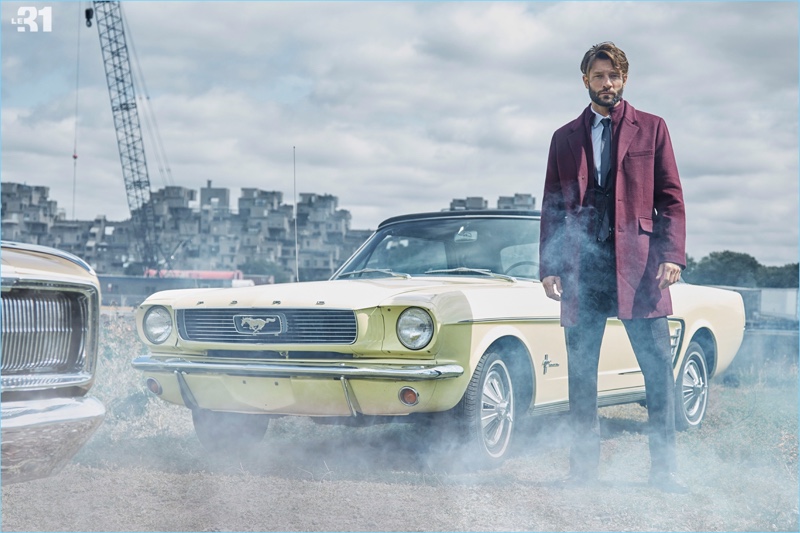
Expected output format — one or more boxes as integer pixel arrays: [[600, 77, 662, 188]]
[[590, 109, 610, 183]]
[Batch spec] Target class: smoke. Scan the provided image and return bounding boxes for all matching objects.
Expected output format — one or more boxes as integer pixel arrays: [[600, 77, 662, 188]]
[[4, 310, 794, 531]]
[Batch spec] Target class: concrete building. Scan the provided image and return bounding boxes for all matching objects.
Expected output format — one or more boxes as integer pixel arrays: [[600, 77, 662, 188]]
[[2, 182, 537, 284], [1, 182, 58, 244]]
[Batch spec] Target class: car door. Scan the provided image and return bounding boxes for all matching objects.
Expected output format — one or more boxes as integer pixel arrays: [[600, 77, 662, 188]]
[[597, 319, 644, 393]]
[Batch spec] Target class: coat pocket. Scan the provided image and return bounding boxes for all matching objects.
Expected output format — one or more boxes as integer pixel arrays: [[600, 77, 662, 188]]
[[638, 217, 654, 235], [628, 149, 654, 158]]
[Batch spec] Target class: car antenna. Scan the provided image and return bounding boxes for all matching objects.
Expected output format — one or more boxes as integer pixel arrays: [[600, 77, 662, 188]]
[[294, 146, 300, 282]]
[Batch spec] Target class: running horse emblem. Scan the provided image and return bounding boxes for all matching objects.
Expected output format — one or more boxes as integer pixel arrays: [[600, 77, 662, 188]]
[[239, 316, 278, 334]]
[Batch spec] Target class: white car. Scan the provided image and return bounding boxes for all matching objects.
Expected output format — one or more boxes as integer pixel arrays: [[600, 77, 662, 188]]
[[132, 210, 745, 467]]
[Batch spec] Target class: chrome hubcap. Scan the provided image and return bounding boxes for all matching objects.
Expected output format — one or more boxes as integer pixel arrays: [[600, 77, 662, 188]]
[[681, 356, 707, 422], [480, 360, 514, 456]]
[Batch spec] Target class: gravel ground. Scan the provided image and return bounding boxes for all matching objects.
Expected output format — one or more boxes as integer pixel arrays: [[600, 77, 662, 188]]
[[3, 313, 797, 531], [2, 380, 798, 532]]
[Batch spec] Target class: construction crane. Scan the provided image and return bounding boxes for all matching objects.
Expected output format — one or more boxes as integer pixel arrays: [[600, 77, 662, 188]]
[[85, 1, 167, 273]]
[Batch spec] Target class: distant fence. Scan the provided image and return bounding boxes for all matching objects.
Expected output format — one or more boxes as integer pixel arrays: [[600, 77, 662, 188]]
[[716, 286, 798, 329], [760, 288, 798, 322], [720, 287, 799, 371]]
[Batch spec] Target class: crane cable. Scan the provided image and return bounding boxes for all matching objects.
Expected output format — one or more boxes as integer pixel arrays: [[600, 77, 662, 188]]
[[73, 2, 174, 216], [120, 6, 174, 188], [71, 3, 83, 220]]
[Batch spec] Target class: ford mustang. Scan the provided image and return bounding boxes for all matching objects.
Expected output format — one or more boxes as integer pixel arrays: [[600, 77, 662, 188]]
[[132, 210, 745, 467]]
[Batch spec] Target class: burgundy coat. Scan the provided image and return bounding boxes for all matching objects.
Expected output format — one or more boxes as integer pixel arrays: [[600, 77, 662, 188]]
[[539, 101, 686, 327]]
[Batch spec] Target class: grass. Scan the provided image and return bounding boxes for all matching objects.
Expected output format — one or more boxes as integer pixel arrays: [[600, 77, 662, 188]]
[[70, 309, 799, 531], [87, 310, 799, 477]]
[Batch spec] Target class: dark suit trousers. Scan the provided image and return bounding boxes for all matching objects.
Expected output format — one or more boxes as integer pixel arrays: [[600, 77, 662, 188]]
[[564, 240, 677, 476]]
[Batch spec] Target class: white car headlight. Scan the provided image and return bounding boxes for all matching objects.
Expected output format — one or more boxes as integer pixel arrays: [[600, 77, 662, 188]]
[[396, 307, 434, 350], [143, 306, 173, 344]]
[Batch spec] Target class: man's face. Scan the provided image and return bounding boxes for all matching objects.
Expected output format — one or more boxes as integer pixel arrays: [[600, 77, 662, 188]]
[[583, 58, 627, 110]]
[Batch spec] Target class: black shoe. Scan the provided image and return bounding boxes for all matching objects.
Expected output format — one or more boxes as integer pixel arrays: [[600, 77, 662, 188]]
[[648, 472, 689, 494]]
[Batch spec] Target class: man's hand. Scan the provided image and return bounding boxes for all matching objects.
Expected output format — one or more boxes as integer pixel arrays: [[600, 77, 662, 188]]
[[542, 275, 563, 301], [657, 262, 682, 290]]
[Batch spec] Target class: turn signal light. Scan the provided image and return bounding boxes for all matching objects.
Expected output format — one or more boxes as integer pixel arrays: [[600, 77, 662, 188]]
[[146, 377, 163, 396], [398, 386, 419, 406]]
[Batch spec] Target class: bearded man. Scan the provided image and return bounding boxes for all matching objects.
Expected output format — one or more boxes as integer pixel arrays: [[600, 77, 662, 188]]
[[539, 41, 687, 493]]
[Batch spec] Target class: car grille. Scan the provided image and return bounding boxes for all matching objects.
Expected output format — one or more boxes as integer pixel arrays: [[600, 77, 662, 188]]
[[177, 308, 358, 345], [1, 283, 99, 391]]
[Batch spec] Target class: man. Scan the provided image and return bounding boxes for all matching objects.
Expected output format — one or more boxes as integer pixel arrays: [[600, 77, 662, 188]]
[[539, 42, 687, 493]]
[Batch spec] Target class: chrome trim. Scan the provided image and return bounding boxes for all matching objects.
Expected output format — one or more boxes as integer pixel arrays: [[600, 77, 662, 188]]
[[340, 377, 359, 416], [1, 396, 105, 484], [175, 371, 199, 411], [1, 280, 100, 392], [1, 241, 96, 275], [530, 389, 647, 416], [1, 276, 20, 292], [669, 318, 686, 367], [132, 356, 464, 381], [530, 401, 570, 416], [458, 317, 560, 324], [177, 308, 358, 345], [398, 386, 420, 406], [598, 389, 647, 406], [542, 353, 560, 375]]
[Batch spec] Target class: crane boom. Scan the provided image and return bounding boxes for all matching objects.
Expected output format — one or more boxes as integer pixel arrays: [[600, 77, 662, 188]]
[[86, 1, 164, 272]]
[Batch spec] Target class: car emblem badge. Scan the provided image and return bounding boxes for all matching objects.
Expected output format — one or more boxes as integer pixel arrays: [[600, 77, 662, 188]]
[[234, 314, 283, 335]]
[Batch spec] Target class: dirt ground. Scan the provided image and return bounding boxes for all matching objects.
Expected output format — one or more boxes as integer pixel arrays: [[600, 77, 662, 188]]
[[2, 380, 798, 532], [3, 312, 798, 531]]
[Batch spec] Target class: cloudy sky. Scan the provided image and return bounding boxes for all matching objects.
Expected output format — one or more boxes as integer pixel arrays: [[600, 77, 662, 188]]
[[2, 1, 798, 265]]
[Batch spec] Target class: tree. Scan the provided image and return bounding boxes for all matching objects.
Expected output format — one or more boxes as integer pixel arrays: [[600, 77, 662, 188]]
[[683, 251, 761, 287], [684, 255, 697, 275], [758, 263, 799, 288], [683, 251, 799, 288]]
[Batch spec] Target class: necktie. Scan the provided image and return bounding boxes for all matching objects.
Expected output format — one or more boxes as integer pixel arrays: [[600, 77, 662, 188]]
[[596, 118, 612, 242], [599, 118, 611, 187]]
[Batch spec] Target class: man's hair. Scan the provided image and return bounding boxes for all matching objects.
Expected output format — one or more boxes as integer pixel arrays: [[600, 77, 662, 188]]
[[580, 41, 629, 76]]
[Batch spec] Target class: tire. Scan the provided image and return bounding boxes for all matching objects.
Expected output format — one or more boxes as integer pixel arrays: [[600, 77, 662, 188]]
[[457, 351, 516, 467], [191, 409, 270, 454], [675, 341, 709, 431]]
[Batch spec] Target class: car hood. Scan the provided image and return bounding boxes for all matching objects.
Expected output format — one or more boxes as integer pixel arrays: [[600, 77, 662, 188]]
[[1, 243, 99, 287], [145, 276, 540, 313]]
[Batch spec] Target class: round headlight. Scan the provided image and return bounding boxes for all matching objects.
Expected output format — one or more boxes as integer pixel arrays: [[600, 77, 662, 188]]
[[396, 307, 434, 350], [143, 306, 173, 344]]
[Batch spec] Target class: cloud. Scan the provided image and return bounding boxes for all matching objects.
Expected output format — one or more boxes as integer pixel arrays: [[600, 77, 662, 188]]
[[1, 1, 797, 265]]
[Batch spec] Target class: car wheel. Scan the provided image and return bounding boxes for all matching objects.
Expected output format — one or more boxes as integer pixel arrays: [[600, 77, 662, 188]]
[[191, 409, 269, 454], [458, 351, 515, 467], [675, 341, 709, 431]]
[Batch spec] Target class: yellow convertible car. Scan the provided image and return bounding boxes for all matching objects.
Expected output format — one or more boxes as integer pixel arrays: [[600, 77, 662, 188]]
[[133, 210, 745, 466]]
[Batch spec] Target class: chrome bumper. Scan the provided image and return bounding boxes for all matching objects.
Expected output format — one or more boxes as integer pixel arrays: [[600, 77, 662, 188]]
[[132, 355, 464, 381], [1, 396, 106, 484]]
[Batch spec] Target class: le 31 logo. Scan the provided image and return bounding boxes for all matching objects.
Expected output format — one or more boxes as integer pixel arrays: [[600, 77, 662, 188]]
[[11, 6, 52, 32]]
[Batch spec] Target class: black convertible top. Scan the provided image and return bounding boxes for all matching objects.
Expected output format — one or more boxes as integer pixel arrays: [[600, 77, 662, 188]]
[[378, 209, 542, 229]]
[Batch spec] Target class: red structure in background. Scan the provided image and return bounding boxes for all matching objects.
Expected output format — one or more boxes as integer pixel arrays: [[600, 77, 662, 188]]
[[144, 269, 245, 280]]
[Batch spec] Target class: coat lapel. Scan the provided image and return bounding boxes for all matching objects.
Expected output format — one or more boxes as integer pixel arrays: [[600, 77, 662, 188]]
[[615, 104, 639, 173]]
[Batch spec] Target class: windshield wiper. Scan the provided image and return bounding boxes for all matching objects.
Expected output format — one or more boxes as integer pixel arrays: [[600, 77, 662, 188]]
[[424, 267, 516, 282], [338, 268, 411, 279]]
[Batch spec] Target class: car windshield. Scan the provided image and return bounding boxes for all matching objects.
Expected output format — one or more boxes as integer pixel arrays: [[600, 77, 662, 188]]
[[334, 215, 540, 280]]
